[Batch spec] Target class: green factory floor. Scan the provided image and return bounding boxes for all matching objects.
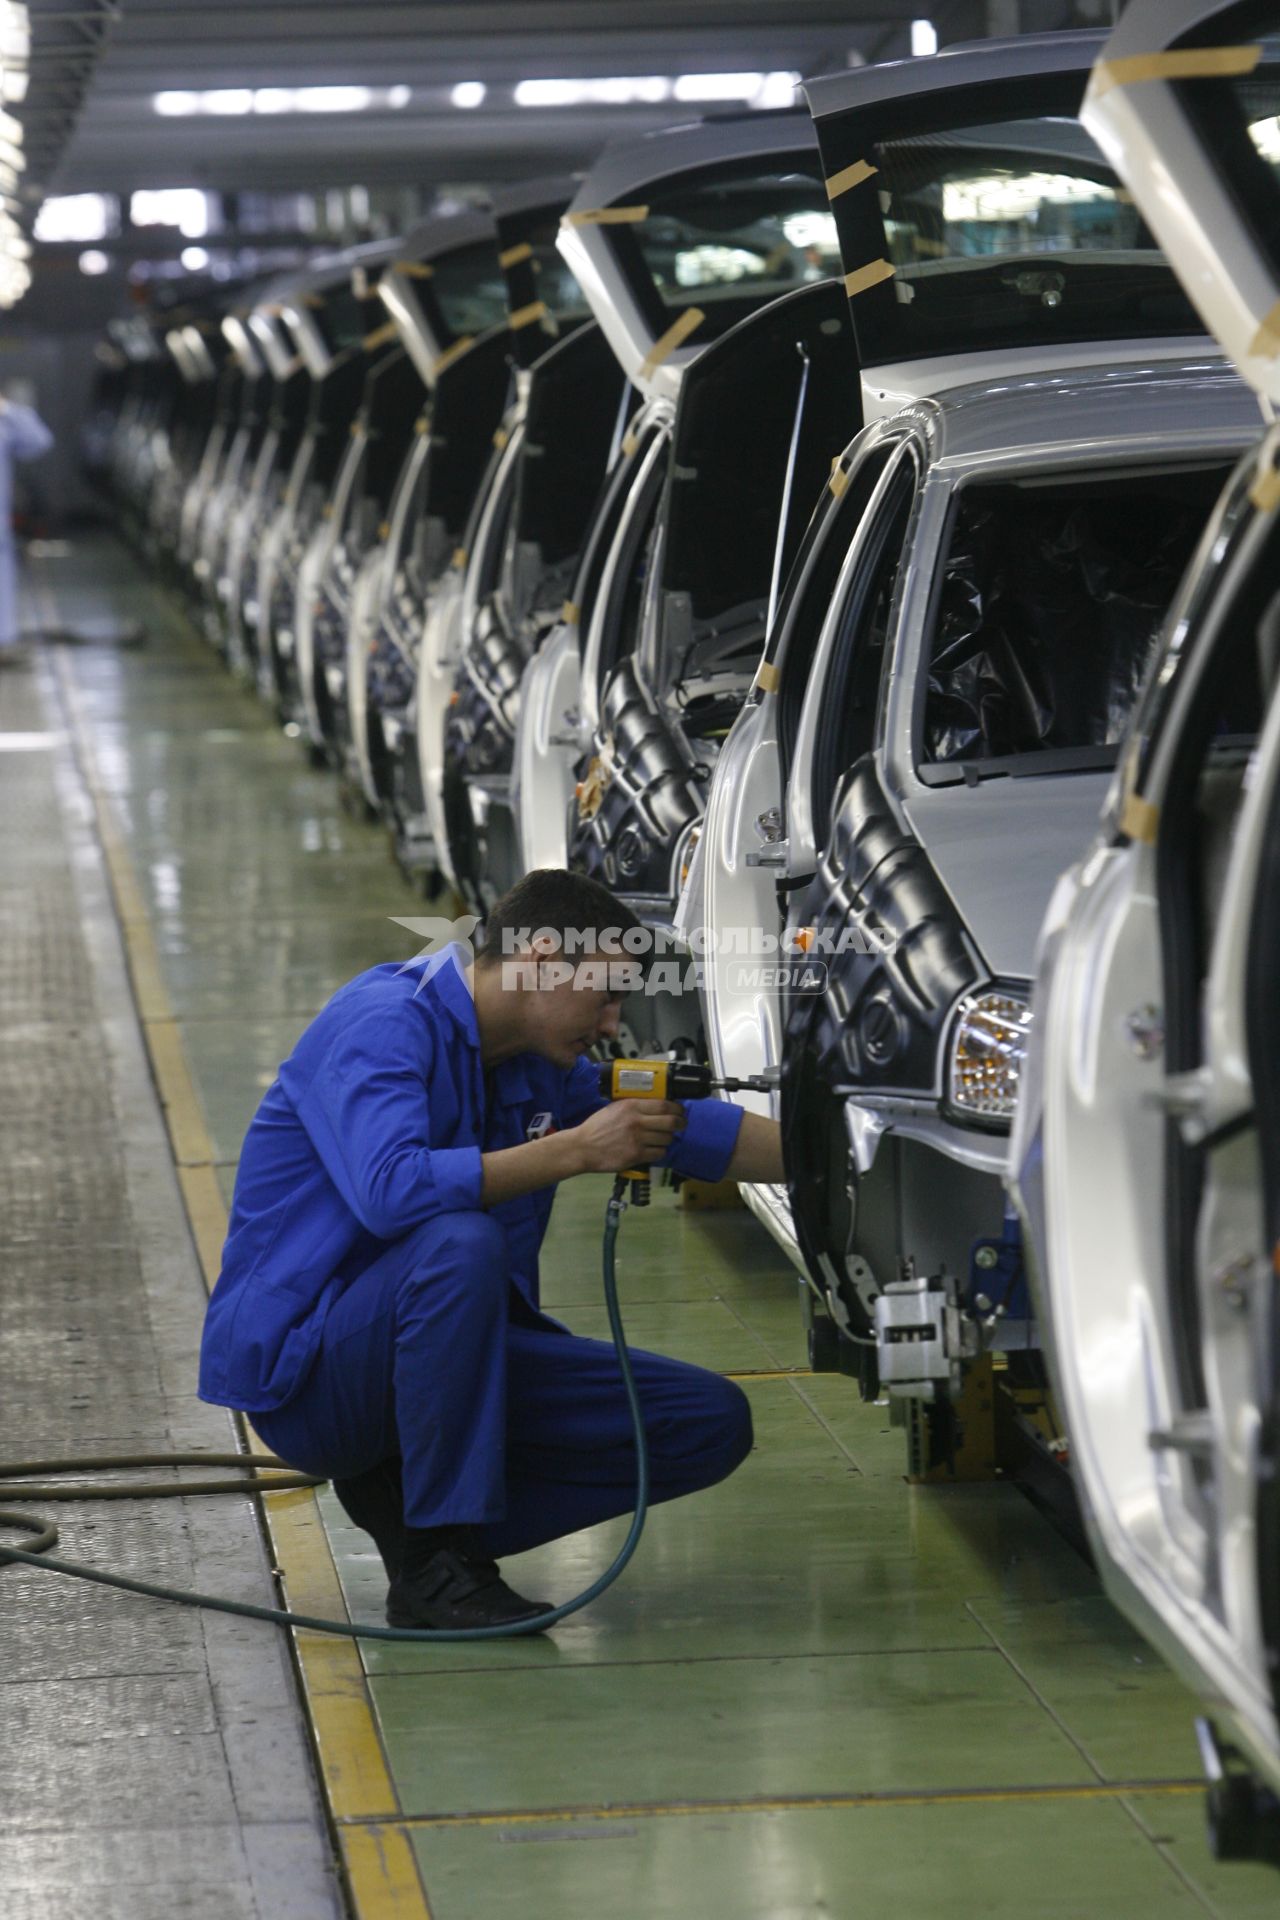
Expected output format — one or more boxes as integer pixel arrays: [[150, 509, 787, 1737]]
[[27, 535, 1280, 1918]]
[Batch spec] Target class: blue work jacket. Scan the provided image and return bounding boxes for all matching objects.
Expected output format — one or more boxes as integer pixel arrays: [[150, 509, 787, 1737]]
[[198, 948, 744, 1412]]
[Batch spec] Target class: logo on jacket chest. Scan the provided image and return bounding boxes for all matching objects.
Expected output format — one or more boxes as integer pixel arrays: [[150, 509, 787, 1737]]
[[526, 1111, 557, 1141]]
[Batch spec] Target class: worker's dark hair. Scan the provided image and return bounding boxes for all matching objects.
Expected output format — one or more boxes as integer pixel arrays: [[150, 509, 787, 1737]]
[[476, 869, 642, 967]]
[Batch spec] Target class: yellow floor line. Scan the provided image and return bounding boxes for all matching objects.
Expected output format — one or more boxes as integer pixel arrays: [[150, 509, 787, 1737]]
[[385, 1778, 1205, 1831], [51, 642, 431, 1920]]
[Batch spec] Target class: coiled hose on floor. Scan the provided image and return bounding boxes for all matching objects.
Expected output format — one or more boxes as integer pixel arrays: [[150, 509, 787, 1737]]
[[0, 1182, 646, 1640]]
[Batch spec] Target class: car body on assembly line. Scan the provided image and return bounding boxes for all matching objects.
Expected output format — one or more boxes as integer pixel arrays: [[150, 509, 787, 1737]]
[[683, 32, 1238, 1295], [1011, 0, 1280, 1857]]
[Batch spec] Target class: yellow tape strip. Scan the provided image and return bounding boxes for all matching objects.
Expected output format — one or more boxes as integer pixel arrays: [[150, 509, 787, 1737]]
[[843, 258, 896, 299], [340, 1827, 434, 1917], [1249, 299, 1280, 359], [829, 463, 849, 500], [362, 321, 399, 352], [621, 428, 640, 458], [1250, 461, 1280, 512], [452, 546, 468, 570], [638, 306, 705, 380], [755, 661, 780, 695], [414, 415, 430, 436], [498, 240, 533, 269], [1121, 792, 1159, 844], [562, 204, 650, 228], [430, 335, 475, 379], [509, 298, 549, 331], [394, 259, 434, 278], [50, 646, 416, 1874], [1093, 44, 1261, 95], [492, 427, 509, 451], [562, 599, 580, 627], [825, 157, 877, 200]]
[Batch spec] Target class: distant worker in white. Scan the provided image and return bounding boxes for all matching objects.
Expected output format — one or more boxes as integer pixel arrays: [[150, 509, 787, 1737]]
[[0, 383, 52, 661]]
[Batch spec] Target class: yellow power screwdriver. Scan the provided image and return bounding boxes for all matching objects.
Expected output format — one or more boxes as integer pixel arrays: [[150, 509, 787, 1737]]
[[597, 1058, 774, 1205]]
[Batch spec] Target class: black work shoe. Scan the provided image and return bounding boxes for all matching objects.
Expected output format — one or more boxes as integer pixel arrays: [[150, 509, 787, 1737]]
[[385, 1525, 551, 1631], [332, 1458, 406, 1581]]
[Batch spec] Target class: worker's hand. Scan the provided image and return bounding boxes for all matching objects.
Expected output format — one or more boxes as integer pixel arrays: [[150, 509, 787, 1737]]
[[571, 1098, 686, 1173]]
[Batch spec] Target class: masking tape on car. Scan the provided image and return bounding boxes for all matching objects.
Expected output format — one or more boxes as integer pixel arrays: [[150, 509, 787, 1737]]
[[378, 521, 390, 541], [1249, 456, 1280, 513], [394, 260, 434, 278], [431, 335, 476, 378], [621, 427, 640, 458], [829, 460, 849, 500], [1092, 45, 1261, 95], [825, 157, 877, 200], [493, 427, 509, 451], [361, 321, 398, 351], [638, 307, 705, 380], [415, 415, 430, 435], [755, 662, 780, 694], [562, 204, 650, 228], [562, 600, 580, 627], [499, 241, 533, 269], [843, 259, 896, 299], [1120, 792, 1159, 844], [452, 546, 468, 570], [1248, 300, 1280, 359], [509, 298, 549, 331]]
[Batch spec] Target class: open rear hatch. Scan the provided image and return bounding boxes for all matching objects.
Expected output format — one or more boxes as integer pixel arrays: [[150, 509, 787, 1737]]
[[557, 111, 839, 401], [806, 31, 1210, 412]]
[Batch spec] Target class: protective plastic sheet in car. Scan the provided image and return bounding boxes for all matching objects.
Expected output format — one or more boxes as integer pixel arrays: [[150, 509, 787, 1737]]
[[923, 473, 1225, 764]]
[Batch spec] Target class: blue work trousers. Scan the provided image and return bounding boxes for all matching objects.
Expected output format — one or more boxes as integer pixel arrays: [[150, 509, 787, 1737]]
[[251, 1211, 754, 1552]]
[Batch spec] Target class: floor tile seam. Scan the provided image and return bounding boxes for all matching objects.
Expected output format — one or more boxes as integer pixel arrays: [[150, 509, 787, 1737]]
[[51, 624, 428, 1914], [361, 1641, 996, 1682], [337, 1780, 1209, 1833], [780, 1374, 875, 1474], [1112, 1790, 1223, 1916], [716, 1290, 803, 1371], [962, 1598, 1112, 1786]]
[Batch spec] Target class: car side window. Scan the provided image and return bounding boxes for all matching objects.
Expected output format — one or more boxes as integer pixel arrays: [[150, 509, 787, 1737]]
[[775, 440, 898, 786], [810, 455, 916, 846]]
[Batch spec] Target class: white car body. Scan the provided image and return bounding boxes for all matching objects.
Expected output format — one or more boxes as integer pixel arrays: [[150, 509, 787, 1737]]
[[1011, 0, 1280, 1838]]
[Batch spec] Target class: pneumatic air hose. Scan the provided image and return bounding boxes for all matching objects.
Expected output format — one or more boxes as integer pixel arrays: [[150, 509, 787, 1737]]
[[0, 1182, 647, 1641]]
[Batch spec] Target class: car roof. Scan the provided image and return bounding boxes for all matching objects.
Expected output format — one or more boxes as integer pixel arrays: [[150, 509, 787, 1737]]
[[913, 356, 1261, 469]]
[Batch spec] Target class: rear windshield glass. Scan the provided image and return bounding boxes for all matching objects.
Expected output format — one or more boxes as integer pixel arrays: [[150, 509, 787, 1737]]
[[517, 212, 589, 323], [428, 241, 509, 340], [618, 162, 840, 336], [850, 113, 1202, 362], [314, 285, 369, 354], [919, 464, 1234, 772]]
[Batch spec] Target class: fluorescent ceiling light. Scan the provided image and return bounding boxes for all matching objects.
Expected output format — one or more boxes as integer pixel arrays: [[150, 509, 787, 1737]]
[[155, 83, 388, 117], [911, 19, 939, 57], [388, 84, 411, 108], [204, 89, 253, 115], [34, 193, 111, 243], [451, 81, 486, 109], [2, 69, 26, 103], [79, 249, 110, 275], [294, 86, 372, 112], [756, 71, 801, 108], [131, 188, 210, 239], [181, 245, 210, 269], [673, 72, 764, 102], [514, 76, 670, 107]]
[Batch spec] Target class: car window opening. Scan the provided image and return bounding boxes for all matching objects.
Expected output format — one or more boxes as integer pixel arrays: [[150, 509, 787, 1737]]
[[919, 463, 1236, 774]]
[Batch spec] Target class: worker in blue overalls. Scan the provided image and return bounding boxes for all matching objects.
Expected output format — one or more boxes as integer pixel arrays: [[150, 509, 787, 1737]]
[[199, 869, 784, 1630]]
